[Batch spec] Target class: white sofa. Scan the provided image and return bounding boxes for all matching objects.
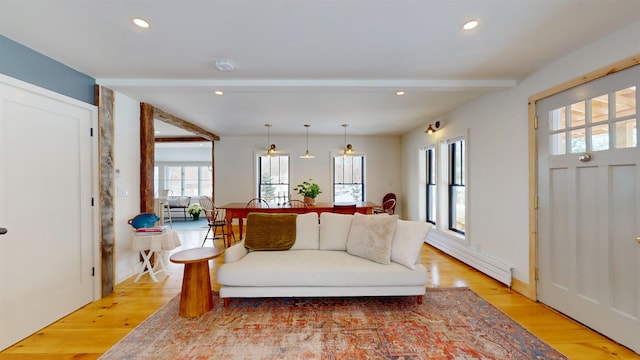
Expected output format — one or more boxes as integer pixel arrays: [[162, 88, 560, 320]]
[[217, 212, 432, 306]]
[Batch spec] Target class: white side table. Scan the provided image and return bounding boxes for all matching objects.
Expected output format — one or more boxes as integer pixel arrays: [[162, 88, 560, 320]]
[[131, 229, 182, 282]]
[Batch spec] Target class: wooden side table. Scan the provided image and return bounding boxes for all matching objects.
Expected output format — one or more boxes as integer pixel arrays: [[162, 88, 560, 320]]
[[169, 247, 222, 317]]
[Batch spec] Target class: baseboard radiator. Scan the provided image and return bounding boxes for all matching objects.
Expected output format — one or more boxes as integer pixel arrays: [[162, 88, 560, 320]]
[[426, 231, 513, 287]]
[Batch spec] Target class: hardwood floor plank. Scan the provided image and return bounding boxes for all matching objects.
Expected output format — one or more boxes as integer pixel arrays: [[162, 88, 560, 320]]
[[0, 228, 637, 359]]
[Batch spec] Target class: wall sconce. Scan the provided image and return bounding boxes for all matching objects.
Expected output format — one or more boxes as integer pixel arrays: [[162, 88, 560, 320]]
[[265, 124, 277, 156], [342, 124, 355, 156], [425, 121, 441, 134]]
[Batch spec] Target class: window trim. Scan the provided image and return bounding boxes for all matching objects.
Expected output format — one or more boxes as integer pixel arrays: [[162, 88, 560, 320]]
[[256, 153, 290, 203], [447, 137, 466, 235], [331, 153, 365, 202], [155, 161, 212, 197], [425, 146, 436, 225]]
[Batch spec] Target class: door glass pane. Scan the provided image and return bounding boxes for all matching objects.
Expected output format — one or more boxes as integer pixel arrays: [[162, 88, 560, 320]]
[[550, 107, 566, 131], [614, 119, 637, 149], [570, 101, 586, 127], [550, 132, 566, 155], [570, 128, 586, 153], [591, 124, 610, 151], [615, 86, 636, 118], [591, 94, 609, 123]]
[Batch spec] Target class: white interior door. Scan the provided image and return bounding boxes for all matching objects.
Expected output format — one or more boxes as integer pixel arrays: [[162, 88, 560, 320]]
[[537, 65, 640, 353], [0, 76, 97, 350]]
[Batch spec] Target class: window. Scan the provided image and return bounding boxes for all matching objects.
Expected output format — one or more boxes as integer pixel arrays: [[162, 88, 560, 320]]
[[155, 163, 212, 197], [425, 147, 436, 225], [333, 155, 364, 202], [448, 138, 465, 234], [549, 86, 637, 155], [258, 155, 289, 203]]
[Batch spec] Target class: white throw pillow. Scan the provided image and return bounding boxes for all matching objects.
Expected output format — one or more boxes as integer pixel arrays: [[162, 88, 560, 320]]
[[390, 220, 432, 269], [290, 212, 320, 250], [346, 213, 397, 264], [319, 212, 353, 250]]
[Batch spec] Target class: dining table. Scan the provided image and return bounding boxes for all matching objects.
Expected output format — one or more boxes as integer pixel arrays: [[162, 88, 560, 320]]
[[218, 201, 379, 246]]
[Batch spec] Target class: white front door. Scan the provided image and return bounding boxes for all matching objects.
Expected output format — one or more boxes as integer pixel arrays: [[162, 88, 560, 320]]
[[0, 76, 97, 350], [537, 65, 640, 353]]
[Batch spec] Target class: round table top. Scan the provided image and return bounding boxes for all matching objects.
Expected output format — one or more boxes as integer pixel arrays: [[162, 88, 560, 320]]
[[169, 247, 223, 264]]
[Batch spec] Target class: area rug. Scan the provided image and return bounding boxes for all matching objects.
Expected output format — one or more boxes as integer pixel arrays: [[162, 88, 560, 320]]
[[99, 288, 567, 359]]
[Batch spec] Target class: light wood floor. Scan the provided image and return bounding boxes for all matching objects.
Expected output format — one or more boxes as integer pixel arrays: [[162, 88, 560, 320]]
[[0, 228, 637, 359]]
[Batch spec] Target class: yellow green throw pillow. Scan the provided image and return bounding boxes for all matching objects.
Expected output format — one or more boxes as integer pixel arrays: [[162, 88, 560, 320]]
[[245, 213, 297, 251]]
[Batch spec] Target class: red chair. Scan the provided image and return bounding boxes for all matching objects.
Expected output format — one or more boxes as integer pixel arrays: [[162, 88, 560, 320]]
[[373, 193, 396, 214]]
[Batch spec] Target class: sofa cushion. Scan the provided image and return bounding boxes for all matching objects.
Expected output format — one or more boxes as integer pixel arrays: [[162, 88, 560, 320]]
[[346, 213, 397, 264], [217, 250, 427, 287], [391, 220, 432, 269], [319, 212, 353, 250], [244, 213, 297, 251], [290, 212, 319, 250]]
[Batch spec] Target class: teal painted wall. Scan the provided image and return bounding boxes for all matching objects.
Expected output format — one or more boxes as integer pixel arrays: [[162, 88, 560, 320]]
[[0, 35, 95, 104]]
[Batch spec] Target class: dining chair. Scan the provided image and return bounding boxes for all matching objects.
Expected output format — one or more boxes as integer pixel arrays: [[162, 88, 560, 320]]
[[373, 198, 396, 215], [246, 198, 269, 208], [286, 199, 307, 208], [199, 196, 234, 247], [333, 203, 357, 214], [373, 193, 397, 215]]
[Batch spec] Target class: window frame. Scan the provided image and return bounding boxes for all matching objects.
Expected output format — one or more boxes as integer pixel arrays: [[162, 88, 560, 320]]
[[447, 137, 466, 235], [425, 146, 436, 225], [332, 154, 365, 202], [257, 154, 290, 203], [154, 162, 212, 197]]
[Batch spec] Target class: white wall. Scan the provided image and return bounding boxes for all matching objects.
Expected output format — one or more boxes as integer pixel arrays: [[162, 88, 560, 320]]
[[402, 20, 640, 286], [214, 135, 401, 214], [155, 143, 211, 162], [113, 92, 141, 284]]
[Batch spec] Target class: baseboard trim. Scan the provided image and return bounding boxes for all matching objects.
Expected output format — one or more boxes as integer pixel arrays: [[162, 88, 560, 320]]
[[426, 231, 513, 287]]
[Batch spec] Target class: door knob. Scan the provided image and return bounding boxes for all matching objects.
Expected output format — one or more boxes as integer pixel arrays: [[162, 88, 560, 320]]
[[0, 227, 7, 235], [637, 236, 640, 244]]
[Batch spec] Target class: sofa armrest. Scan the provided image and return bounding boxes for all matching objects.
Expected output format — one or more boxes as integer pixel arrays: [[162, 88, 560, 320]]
[[224, 240, 248, 263]]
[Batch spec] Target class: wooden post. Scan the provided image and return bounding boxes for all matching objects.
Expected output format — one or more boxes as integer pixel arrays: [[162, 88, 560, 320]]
[[140, 103, 155, 213]]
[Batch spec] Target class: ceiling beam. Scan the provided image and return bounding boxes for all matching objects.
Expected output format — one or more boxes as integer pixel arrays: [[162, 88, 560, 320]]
[[152, 105, 220, 141], [97, 78, 517, 91]]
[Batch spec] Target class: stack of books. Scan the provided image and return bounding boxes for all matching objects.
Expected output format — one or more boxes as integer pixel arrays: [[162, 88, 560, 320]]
[[134, 225, 169, 234]]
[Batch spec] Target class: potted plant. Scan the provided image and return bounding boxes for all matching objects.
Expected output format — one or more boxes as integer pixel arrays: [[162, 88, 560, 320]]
[[187, 203, 203, 220], [294, 179, 322, 205]]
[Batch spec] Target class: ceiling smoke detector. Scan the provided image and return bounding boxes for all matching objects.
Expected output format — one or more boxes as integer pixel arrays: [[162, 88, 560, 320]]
[[214, 59, 236, 72]]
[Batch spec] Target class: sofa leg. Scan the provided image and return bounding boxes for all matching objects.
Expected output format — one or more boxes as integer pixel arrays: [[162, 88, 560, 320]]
[[416, 295, 423, 304], [223, 298, 229, 307]]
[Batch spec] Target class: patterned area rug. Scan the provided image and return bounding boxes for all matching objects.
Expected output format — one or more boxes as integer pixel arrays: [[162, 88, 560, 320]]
[[100, 288, 567, 359]]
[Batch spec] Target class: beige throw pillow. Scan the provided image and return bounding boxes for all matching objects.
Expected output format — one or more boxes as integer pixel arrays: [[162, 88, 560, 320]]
[[391, 220, 432, 269], [346, 213, 397, 264]]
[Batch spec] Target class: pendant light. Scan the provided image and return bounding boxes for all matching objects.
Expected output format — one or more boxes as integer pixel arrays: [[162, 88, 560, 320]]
[[300, 124, 315, 159], [265, 124, 276, 156], [342, 124, 354, 156]]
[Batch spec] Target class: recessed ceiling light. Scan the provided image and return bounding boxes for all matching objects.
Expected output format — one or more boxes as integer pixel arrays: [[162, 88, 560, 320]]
[[462, 20, 479, 31], [214, 90, 224, 96], [395, 91, 405, 96], [132, 18, 151, 29]]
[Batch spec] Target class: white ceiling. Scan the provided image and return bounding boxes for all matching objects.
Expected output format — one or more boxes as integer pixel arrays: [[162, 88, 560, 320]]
[[2, 0, 639, 137]]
